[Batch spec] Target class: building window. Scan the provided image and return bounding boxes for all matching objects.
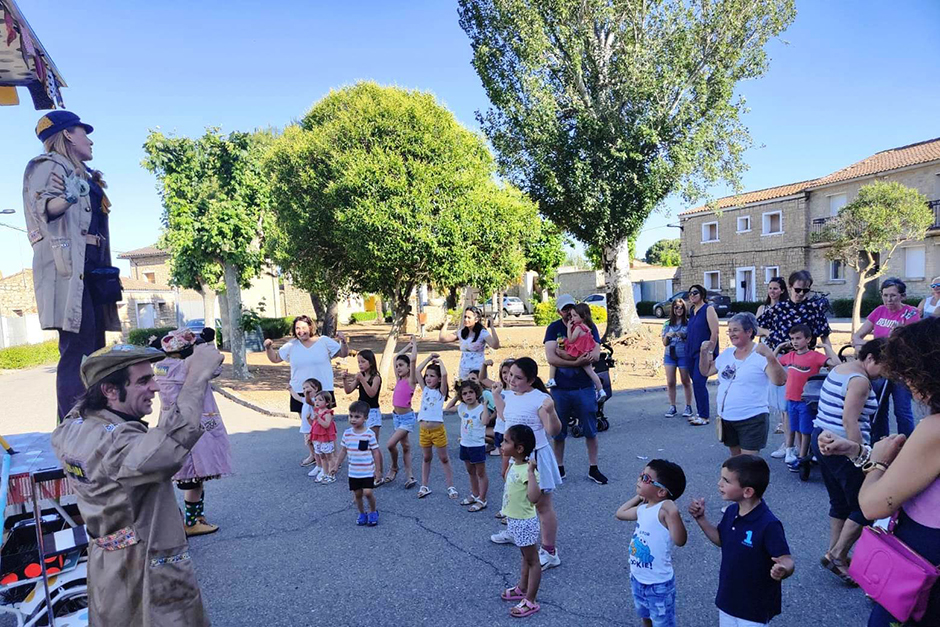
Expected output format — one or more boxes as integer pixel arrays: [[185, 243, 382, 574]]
[[904, 246, 926, 279], [143, 272, 156, 283], [704, 271, 721, 292], [736, 216, 751, 233], [12, 309, 23, 317], [764, 266, 779, 283], [830, 260, 845, 281], [762, 211, 783, 235], [829, 193, 848, 217], [701, 222, 719, 243]]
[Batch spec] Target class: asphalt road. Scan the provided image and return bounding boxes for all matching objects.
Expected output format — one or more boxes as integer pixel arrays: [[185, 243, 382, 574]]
[[2, 366, 907, 626]]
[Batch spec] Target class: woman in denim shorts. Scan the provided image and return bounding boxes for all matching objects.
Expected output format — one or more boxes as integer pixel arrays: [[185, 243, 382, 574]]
[[662, 299, 692, 419]]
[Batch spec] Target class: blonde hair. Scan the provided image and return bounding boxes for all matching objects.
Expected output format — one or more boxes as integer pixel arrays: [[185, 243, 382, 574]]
[[42, 128, 89, 178]]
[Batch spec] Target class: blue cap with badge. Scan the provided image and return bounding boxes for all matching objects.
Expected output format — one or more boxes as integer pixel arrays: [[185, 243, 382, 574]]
[[35, 111, 94, 143]]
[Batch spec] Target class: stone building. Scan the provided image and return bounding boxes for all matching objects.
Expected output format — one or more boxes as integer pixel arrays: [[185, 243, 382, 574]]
[[679, 138, 940, 302], [0, 270, 38, 317]]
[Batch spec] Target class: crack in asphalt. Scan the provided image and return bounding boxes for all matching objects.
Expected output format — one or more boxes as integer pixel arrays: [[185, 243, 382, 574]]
[[189, 504, 351, 546], [381, 507, 624, 625]]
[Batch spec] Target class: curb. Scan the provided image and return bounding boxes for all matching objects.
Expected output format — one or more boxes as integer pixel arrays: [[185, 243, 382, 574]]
[[211, 384, 293, 419]]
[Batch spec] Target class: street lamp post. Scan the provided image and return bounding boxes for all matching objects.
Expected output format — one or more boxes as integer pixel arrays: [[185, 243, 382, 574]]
[[0, 209, 14, 215]]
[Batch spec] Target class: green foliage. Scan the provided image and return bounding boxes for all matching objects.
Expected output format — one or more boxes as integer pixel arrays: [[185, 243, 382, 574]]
[[524, 219, 567, 291], [458, 0, 795, 334], [259, 316, 294, 340], [588, 304, 607, 323], [447, 308, 462, 326], [534, 299, 558, 326], [730, 301, 761, 314], [239, 307, 264, 334], [829, 297, 920, 318], [128, 327, 177, 347], [350, 311, 378, 324], [0, 341, 59, 370], [645, 239, 681, 267], [636, 301, 657, 317]]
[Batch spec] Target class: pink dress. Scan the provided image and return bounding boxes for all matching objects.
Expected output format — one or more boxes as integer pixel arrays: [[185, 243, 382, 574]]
[[155, 356, 234, 483], [310, 408, 337, 443], [564, 322, 597, 358]]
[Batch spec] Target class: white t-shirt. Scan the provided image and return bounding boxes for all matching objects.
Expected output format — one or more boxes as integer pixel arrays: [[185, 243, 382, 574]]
[[494, 390, 508, 434], [715, 346, 770, 421], [459, 403, 487, 447], [299, 402, 313, 434], [417, 387, 445, 423], [503, 389, 550, 449], [278, 336, 341, 392], [458, 327, 491, 378], [629, 501, 675, 584]]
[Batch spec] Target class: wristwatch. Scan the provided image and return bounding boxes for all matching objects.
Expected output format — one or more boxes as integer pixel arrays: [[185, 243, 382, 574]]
[[852, 443, 872, 468], [862, 460, 889, 474]]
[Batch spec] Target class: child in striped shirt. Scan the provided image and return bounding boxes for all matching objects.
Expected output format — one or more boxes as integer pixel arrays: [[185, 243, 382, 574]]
[[335, 400, 381, 526]]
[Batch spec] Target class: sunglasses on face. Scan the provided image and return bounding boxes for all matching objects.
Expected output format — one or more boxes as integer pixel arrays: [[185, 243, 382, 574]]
[[639, 473, 672, 495], [931, 283, 940, 289], [688, 290, 700, 296], [793, 287, 811, 294]]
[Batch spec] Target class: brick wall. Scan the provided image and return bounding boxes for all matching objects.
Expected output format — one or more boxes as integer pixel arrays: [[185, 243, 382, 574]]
[[0, 271, 38, 317]]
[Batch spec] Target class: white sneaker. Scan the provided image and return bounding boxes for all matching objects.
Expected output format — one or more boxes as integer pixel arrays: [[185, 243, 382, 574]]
[[546, 378, 556, 388], [770, 443, 787, 459], [596, 389, 607, 402], [539, 547, 561, 570], [784, 447, 798, 465], [490, 529, 513, 544], [309, 468, 322, 479], [309, 465, 321, 476]]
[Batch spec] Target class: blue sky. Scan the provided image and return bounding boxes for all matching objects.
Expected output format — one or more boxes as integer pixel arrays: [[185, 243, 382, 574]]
[[1, 1, 938, 278]]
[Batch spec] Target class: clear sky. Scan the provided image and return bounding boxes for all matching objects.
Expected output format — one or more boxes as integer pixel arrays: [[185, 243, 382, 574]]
[[1, 1, 938, 278]]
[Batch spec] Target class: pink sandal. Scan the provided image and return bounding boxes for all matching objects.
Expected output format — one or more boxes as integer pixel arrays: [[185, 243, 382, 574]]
[[510, 598, 540, 617], [501, 586, 525, 601]]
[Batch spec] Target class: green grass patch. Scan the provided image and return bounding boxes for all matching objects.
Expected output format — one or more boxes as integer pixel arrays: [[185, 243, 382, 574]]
[[0, 340, 59, 369]]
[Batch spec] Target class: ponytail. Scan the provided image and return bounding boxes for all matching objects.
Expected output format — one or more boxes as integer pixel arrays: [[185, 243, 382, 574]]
[[531, 377, 548, 394]]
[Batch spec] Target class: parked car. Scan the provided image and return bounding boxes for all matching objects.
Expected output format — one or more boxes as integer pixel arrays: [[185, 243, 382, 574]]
[[482, 296, 526, 317], [184, 318, 222, 333], [582, 293, 607, 309], [653, 291, 731, 318]]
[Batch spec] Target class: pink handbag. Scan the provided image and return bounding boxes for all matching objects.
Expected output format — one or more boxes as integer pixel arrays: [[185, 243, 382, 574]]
[[848, 512, 940, 623]]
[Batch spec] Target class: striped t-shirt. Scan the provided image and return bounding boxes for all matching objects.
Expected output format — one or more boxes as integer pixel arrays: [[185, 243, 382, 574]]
[[341, 428, 379, 478], [813, 371, 877, 444]]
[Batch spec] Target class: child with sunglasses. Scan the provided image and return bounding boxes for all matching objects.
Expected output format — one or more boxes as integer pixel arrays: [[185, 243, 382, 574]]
[[616, 460, 688, 627]]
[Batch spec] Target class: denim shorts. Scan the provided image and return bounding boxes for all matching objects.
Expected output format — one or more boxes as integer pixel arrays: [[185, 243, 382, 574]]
[[551, 386, 597, 440], [459, 445, 486, 464], [786, 400, 815, 435], [392, 410, 416, 432], [662, 343, 686, 368], [366, 408, 383, 428], [630, 576, 676, 627]]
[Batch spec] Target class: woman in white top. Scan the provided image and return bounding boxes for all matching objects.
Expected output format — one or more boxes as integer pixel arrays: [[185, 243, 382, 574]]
[[917, 276, 940, 319], [491, 357, 564, 570], [438, 306, 500, 380], [263, 315, 349, 465], [699, 313, 787, 457]]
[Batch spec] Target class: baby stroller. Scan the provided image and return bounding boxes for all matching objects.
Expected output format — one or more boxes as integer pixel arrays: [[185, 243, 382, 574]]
[[567, 341, 614, 438]]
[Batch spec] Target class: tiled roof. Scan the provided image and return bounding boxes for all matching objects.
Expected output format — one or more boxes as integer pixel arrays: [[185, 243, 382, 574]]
[[809, 137, 940, 188], [679, 180, 815, 216], [117, 245, 168, 260], [121, 277, 173, 291]]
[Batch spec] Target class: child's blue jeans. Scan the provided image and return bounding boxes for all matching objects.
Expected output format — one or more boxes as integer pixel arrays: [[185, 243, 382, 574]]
[[631, 576, 676, 627]]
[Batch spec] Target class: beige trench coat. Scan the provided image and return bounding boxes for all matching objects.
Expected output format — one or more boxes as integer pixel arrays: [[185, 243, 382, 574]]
[[22, 152, 119, 333], [51, 369, 214, 626]]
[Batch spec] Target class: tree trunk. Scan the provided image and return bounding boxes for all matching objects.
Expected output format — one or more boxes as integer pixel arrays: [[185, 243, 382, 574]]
[[217, 291, 231, 350], [200, 286, 215, 330], [446, 287, 459, 311], [372, 294, 383, 324], [851, 274, 866, 334], [309, 293, 339, 336], [309, 293, 326, 334], [377, 285, 413, 383], [602, 237, 641, 339], [222, 262, 250, 380]]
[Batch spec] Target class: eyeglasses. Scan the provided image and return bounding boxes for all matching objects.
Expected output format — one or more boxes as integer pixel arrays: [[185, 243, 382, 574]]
[[930, 283, 940, 289], [688, 290, 701, 296], [793, 287, 811, 294], [639, 473, 672, 495]]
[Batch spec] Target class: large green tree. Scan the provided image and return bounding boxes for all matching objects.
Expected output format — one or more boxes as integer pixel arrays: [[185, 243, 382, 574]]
[[266, 82, 539, 379], [459, 0, 795, 337], [820, 181, 932, 331], [645, 238, 681, 266], [142, 129, 271, 379]]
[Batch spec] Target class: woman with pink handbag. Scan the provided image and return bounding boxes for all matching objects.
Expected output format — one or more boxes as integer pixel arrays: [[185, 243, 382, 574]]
[[818, 317, 940, 626]]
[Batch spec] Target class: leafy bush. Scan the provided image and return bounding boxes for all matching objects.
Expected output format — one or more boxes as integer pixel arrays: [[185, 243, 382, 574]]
[[446, 308, 461, 325], [0, 340, 59, 370], [636, 301, 656, 317], [533, 299, 557, 326], [350, 311, 377, 324], [259, 316, 293, 339], [829, 297, 920, 318], [730, 301, 762, 314], [588, 304, 607, 323], [128, 326, 176, 346]]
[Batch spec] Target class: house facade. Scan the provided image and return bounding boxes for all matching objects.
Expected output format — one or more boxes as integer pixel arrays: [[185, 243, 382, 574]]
[[679, 138, 940, 302]]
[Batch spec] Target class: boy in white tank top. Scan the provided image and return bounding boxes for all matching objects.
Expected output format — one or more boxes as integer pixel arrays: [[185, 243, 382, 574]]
[[616, 460, 689, 627]]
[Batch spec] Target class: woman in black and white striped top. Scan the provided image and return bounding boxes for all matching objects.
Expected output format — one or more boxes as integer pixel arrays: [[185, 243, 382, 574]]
[[809, 337, 888, 585]]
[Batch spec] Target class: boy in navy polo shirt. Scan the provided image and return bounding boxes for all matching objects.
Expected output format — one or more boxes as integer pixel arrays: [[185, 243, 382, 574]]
[[688, 455, 794, 626]]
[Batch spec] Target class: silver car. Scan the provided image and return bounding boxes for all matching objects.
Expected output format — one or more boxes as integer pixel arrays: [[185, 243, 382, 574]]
[[483, 296, 525, 317]]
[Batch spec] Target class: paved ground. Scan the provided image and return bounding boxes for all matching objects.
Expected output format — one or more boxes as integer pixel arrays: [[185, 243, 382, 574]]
[[1, 365, 905, 626]]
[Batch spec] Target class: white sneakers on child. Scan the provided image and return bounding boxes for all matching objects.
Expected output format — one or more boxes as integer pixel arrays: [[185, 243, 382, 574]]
[[308, 466, 321, 478], [539, 547, 561, 570], [490, 529, 513, 544], [596, 389, 607, 402], [770, 444, 787, 459], [784, 447, 798, 465]]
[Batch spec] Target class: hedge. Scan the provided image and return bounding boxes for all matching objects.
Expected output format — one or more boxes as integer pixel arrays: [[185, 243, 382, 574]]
[[533, 299, 557, 326], [127, 326, 176, 347], [730, 301, 762, 314], [588, 304, 607, 323], [350, 311, 377, 324], [259, 316, 293, 340], [636, 301, 656, 317], [0, 340, 59, 370], [829, 297, 920, 318]]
